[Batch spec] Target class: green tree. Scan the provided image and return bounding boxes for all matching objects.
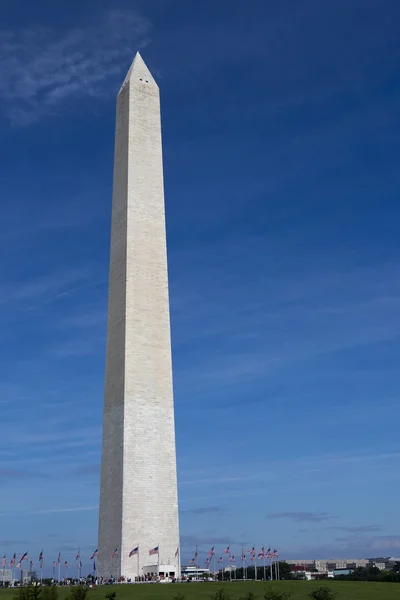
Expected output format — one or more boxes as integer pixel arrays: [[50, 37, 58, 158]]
[[240, 592, 259, 600], [276, 562, 292, 580], [308, 587, 337, 600], [13, 586, 31, 600], [42, 586, 58, 600], [66, 586, 88, 600], [210, 589, 231, 600], [264, 589, 292, 600], [105, 593, 116, 600]]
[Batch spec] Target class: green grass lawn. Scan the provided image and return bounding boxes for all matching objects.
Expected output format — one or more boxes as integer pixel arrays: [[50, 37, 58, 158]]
[[1, 581, 399, 600]]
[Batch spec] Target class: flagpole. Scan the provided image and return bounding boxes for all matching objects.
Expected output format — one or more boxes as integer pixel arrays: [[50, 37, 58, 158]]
[[263, 548, 266, 581], [270, 555, 273, 581], [254, 550, 257, 581], [138, 548, 140, 581], [58, 557, 61, 583], [158, 543, 160, 579], [277, 555, 280, 580]]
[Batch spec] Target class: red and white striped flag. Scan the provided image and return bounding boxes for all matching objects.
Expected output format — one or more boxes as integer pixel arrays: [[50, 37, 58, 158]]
[[224, 546, 230, 554], [208, 546, 215, 556], [218, 557, 223, 563]]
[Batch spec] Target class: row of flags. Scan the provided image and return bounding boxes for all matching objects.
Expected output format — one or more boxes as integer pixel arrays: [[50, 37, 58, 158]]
[[111, 545, 179, 559], [188, 546, 278, 567], [1, 545, 180, 571], [1, 551, 83, 571]]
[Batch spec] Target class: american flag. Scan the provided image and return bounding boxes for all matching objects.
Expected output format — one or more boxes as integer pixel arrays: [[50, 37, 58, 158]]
[[217, 557, 223, 563], [149, 546, 159, 556], [76, 550, 80, 561], [224, 546, 230, 554], [248, 546, 255, 555], [90, 549, 98, 560], [258, 551, 264, 559], [1, 556, 5, 567], [129, 547, 139, 557], [250, 555, 255, 561], [19, 552, 28, 562], [16, 563, 21, 569], [266, 548, 272, 558], [205, 558, 210, 565], [57, 553, 61, 564], [53, 561, 57, 568], [63, 561, 68, 567], [229, 556, 235, 563], [39, 551, 43, 562], [189, 559, 195, 565], [110, 548, 118, 559], [9, 554, 16, 567], [30, 561, 33, 568], [175, 548, 179, 558], [208, 546, 215, 556], [241, 552, 246, 561], [272, 549, 278, 558]]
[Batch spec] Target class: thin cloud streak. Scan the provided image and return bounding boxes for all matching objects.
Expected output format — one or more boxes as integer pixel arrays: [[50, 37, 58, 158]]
[[0, 9, 151, 125], [0, 506, 98, 517]]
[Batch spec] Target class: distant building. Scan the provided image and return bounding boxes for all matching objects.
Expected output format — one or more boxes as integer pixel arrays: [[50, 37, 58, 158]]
[[285, 557, 392, 572], [181, 565, 210, 580], [0, 570, 12, 583]]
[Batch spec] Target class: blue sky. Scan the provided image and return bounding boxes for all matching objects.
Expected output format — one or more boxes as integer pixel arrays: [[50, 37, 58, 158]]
[[1, 0, 400, 574]]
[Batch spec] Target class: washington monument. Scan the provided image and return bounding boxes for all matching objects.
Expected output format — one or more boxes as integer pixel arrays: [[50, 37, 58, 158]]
[[98, 53, 180, 580]]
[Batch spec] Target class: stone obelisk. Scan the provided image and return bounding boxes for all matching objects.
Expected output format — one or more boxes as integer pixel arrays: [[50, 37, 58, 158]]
[[97, 53, 180, 581]]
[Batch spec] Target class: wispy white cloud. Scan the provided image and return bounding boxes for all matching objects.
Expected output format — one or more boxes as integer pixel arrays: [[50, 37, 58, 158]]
[[0, 9, 151, 125], [268, 512, 335, 523], [0, 505, 98, 517]]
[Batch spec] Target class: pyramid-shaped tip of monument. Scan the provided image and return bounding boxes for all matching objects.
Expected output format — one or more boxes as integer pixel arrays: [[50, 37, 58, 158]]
[[118, 52, 158, 93]]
